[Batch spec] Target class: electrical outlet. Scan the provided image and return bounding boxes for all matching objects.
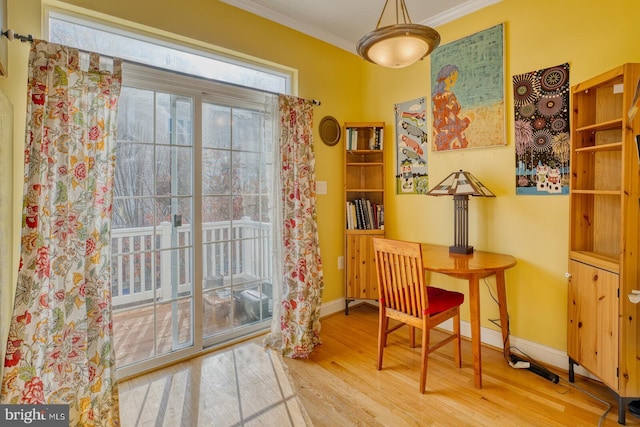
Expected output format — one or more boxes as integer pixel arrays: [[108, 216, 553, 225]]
[[338, 256, 344, 270]]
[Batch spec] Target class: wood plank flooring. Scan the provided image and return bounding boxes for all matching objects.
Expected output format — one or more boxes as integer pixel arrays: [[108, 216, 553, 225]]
[[118, 304, 640, 426]]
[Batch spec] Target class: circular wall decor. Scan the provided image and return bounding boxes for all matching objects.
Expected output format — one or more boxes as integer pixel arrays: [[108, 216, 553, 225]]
[[319, 116, 341, 146]]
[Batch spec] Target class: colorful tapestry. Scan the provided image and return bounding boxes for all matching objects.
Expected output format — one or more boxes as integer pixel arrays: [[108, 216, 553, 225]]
[[394, 97, 428, 194], [513, 63, 570, 195], [430, 24, 505, 151]]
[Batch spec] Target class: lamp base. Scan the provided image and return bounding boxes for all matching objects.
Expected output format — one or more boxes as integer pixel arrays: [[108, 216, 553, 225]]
[[449, 245, 474, 254]]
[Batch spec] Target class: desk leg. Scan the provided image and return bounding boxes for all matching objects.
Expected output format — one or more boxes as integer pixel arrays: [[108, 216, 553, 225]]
[[495, 271, 511, 361], [469, 276, 482, 389]]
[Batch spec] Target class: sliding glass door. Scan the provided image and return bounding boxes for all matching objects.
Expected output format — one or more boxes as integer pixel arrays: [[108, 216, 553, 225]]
[[201, 99, 275, 346], [109, 64, 276, 377]]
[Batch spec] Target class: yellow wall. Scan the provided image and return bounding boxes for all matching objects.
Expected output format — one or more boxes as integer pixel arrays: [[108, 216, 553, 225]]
[[1, 0, 640, 356], [362, 0, 640, 350]]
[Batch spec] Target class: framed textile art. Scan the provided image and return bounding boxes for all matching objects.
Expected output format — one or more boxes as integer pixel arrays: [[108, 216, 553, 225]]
[[513, 63, 570, 195], [429, 23, 505, 151], [394, 97, 428, 194]]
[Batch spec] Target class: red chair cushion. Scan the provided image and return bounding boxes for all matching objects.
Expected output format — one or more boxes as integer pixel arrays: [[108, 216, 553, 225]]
[[427, 286, 464, 315]]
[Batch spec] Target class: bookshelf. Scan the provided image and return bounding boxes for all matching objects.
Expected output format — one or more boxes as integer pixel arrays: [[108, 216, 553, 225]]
[[344, 122, 385, 314], [566, 63, 640, 424]]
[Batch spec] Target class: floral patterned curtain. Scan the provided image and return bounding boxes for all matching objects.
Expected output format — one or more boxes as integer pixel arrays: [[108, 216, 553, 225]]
[[1, 40, 122, 426], [265, 95, 324, 358]]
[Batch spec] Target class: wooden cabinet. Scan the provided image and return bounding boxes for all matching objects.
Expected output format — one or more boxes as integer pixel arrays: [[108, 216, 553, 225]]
[[567, 261, 619, 387], [344, 122, 385, 314], [567, 63, 640, 424]]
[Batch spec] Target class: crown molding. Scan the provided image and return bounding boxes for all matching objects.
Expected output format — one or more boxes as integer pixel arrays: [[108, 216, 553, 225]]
[[421, 0, 502, 27], [220, 0, 502, 54]]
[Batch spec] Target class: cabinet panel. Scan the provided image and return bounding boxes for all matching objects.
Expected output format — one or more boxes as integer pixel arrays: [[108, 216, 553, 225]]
[[345, 233, 381, 300], [567, 261, 619, 389]]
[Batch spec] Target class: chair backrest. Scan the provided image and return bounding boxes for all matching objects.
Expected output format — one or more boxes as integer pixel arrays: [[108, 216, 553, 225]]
[[373, 237, 428, 318]]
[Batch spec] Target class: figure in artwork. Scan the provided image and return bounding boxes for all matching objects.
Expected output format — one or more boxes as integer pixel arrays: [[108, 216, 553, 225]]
[[400, 161, 414, 193], [535, 163, 549, 191], [432, 64, 471, 151]]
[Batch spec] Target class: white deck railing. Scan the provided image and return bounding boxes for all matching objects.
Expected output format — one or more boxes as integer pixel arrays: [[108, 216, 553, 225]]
[[110, 219, 271, 308]]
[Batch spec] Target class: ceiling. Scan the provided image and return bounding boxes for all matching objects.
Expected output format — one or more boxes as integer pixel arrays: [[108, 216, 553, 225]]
[[219, 0, 501, 54]]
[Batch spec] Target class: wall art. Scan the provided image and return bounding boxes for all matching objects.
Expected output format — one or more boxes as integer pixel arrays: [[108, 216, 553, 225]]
[[513, 63, 570, 195], [394, 97, 428, 194], [430, 23, 505, 151]]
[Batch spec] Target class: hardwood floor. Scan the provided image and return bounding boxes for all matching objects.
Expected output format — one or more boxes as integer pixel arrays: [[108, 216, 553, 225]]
[[118, 304, 639, 426]]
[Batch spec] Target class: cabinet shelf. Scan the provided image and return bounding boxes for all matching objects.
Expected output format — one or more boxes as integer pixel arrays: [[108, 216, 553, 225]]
[[574, 141, 622, 153], [346, 229, 384, 236], [570, 189, 621, 195], [575, 118, 623, 133], [570, 250, 619, 274]]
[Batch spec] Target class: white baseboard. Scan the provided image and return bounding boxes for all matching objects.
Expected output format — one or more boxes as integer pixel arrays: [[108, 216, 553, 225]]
[[321, 297, 594, 379]]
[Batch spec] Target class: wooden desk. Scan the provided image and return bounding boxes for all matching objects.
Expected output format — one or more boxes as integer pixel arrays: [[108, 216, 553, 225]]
[[421, 243, 517, 389]]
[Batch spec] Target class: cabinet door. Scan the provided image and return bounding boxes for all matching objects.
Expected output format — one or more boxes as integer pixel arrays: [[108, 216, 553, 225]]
[[567, 260, 619, 388], [345, 234, 379, 300]]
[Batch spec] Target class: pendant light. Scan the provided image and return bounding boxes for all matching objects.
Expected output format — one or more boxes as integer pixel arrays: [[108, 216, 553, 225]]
[[356, 0, 441, 68]]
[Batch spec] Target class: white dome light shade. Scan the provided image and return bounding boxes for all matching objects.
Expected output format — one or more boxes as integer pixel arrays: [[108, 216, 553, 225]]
[[357, 24, 439, 68], [356, 0, 441, 69]]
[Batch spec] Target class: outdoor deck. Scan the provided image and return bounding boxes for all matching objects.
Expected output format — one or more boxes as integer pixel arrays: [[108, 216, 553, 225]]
[[112, 292, 272, 367]]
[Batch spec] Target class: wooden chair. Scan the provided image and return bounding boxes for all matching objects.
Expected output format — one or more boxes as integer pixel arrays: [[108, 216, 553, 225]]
[[372, 237, 464, 393]]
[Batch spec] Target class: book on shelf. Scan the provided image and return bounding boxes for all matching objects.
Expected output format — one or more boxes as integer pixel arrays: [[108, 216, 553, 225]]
[[347, 128, 359, 150], [367, 127, 384, 150], [374, 127, 383, 150], [346, 198, 384, 230], [345, 126, 384, 151]]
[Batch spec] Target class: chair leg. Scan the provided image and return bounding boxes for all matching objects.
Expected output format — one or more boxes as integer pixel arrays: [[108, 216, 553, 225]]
[[420, 326, 429, 394], [453, 311, 462, 368], [409, 326, 416, 348], [377, 311, 388, 370]]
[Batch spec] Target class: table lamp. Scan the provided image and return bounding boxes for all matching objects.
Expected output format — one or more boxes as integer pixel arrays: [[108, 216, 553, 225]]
[[426, 170, 495, 254]]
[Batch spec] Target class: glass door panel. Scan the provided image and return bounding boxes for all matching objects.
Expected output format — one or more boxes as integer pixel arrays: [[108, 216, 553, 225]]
[[201, 100, 274, 344], [112, 87, 195, 369]]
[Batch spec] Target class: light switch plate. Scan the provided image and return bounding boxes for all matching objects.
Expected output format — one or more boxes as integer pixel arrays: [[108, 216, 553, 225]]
[[316, 180, 327, 194]]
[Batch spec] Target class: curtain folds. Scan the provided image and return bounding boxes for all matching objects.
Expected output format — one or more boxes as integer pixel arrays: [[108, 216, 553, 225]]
[[265, 95, 324, 358], [0, 40, 122, 426]]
